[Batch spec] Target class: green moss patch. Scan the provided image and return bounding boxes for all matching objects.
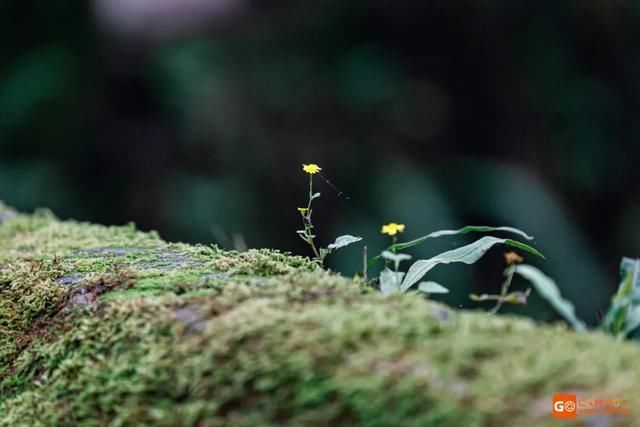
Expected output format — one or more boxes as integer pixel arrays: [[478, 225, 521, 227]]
[[1, 208, 640, 426]]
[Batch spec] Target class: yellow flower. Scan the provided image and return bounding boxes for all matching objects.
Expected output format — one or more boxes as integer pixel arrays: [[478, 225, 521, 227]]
[[381, 222, 406, 236], [297, 207, 309, 214], [504, 251, 524, 265], [302, 163, 322, 174]]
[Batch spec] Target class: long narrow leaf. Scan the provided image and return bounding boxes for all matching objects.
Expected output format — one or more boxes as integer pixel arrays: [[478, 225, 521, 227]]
[[504, 239, 545, 260], [401, 236, 543, 292], [418, 281, 449, 294], [388, 225, 534, 252], [327, 235, 362, 250], [369, 225, 537, 270], [514, 264, 587, 332]]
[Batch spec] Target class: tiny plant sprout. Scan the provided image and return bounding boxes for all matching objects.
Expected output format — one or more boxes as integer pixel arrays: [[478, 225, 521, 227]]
[[290, 169, 599, 333], [381, 222, 406, 267], [381, 222, 405, 255], [378, 223, 414, 295], [296, 163, 361, 263], [470, 251, 528, 314], [292, 164, 550, 318], [374, 225, 544, 297]]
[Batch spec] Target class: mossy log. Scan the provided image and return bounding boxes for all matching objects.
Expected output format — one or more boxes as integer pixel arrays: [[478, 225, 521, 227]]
[[1, 205, 639, 426]]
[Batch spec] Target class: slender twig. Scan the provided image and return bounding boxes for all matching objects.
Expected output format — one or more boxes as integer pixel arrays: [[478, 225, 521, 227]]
[[490, 264, 516, 314], [363, 245, 368, 283]]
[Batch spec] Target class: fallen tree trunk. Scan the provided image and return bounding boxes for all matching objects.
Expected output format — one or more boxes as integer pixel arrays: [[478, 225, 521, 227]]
[[0, 206, 638, 426]]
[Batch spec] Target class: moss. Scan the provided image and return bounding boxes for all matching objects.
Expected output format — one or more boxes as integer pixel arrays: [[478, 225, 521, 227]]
[[1, 208, 640, 426], [0, 258, 67, 367]]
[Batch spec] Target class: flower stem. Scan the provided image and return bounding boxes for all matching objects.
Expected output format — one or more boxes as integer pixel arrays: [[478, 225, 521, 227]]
[[490, 264, 516, 314], [392, 236, 399, 272], [302, 174, 321, 260], [307, 174, 314, 211]]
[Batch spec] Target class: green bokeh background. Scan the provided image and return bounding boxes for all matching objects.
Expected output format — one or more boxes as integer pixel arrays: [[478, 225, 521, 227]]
[[2, 1, 640, 324]]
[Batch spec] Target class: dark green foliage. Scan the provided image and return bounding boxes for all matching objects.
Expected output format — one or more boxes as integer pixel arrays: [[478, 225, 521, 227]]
[[603, 258, 640, 339]]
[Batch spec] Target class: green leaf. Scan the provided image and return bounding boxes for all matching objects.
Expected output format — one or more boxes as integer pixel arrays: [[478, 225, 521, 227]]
[[381, 251, 412, 271], [327, 235, 362, 251], [381, 251, 412, 263], [380, 268, 404, 296], [514, 264, 587, 332], [311, 192, 321, 200], [602, 257, 640, 338], [389, 225, 534, 252], [418, 281, 449, 294], [401, 236, 544, 292], [470, 289, 531, 305], [621, 306, 640, 339], [503, 239, 545, 260], [612, 258, 640, 304], [470, 293, 497, 302]]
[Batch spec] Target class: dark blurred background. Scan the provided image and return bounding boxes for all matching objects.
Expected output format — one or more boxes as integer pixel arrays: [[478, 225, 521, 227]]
[[1, 0, 639, 324]]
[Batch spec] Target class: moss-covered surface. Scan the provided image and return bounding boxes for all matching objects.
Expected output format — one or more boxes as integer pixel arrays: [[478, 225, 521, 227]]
[[1, 204, 640, 426]]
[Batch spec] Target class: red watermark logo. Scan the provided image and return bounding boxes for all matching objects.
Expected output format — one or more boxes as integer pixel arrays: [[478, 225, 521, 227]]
[[553, 394, 577, 419], [553, 393, 630, 419]]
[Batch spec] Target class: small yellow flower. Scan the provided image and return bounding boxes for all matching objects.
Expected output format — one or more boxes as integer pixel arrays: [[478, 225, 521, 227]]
[[381, 222, 406, 236], [504, 251, 524, 265], [302, 163, 322, 174], [297, 207, 309, 214]]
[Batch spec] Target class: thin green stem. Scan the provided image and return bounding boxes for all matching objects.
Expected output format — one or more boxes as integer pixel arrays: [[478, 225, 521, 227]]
[[300, 174, 321, 260], [490, 264, 516, 314], [392, 236, 399, 272], [307, 174, 314, 211], [363, 245, 368, 283]]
